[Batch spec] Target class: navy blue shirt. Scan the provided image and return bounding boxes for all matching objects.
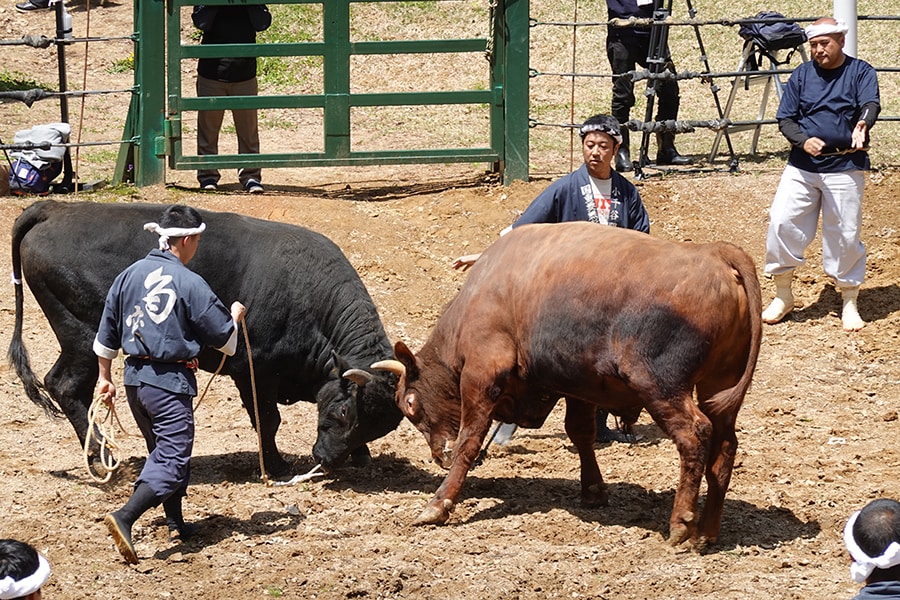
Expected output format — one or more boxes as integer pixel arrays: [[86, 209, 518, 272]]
[[777, 55, 880, 173], [95, 250, 235, 395], [851, 580, 900, 600], [606, 0, 655, 41], [512, 164, 651, 234]]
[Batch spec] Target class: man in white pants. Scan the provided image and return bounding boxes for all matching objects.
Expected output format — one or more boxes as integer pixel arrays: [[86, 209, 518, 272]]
[[762, 17, 880, 331]]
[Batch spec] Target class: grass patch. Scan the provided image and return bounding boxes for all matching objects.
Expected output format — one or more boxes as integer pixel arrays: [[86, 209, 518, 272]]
[[108, 53, 134, 74], [0, 70, 51, 92], [257, 4, 322, 89]]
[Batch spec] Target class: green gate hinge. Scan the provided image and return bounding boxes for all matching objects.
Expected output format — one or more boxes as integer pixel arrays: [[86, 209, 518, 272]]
[[154, 135, 168, 157]]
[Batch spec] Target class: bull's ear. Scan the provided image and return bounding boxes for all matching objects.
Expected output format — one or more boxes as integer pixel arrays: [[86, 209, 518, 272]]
[[393, 341, 419, 380], [331, 350, 351, 377]]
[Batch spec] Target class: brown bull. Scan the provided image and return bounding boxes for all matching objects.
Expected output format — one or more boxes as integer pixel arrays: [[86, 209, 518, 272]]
[[375, 222, 762, 549]]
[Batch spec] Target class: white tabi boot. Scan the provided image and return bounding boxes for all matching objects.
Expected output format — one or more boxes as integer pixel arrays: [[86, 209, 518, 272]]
[[840, 286, 864, 331], [762, 271, 795, 324]]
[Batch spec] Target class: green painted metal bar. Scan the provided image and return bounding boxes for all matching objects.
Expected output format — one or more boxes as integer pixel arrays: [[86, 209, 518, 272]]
[[177, 148, 501, 169], [179, 90, 493, 111], [181, 95, 326, 111], [323, 1, 350, 157], [166, 0, 183, 172], [134, 0, 166, 185], [502, 0, 529, 183], [179, 38, 490, 60], [180, 42, 327, 59], [351, 39, 487, 55]]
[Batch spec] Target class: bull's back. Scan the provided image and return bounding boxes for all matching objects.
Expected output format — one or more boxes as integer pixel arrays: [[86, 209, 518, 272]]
[[465, 223, 752, 326], [14, 200, 390, 367], [452, 223, 758, 392]]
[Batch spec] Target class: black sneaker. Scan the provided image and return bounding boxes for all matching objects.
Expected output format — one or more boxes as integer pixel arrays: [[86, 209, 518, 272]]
[[199, 179, 217, 191], [243, 179, 264, 194], [15, 0, 51, 11]]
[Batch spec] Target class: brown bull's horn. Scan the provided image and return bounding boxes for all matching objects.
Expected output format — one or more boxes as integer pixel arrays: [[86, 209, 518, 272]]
[[370, 359, 405, 377], [342, 368, 374, 387]]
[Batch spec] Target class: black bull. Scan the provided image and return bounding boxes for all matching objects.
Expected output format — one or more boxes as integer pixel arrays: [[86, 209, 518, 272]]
[[8, 200, 402, 476]]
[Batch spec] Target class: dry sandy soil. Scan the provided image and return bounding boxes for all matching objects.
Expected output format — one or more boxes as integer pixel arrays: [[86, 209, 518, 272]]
[[2, 2, 900, 600], [0, 168, 898, 600]]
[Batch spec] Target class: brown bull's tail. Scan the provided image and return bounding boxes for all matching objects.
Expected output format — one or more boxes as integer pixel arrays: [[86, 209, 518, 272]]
[[707, 242, 763, 417], [8, 201, 64, 419]]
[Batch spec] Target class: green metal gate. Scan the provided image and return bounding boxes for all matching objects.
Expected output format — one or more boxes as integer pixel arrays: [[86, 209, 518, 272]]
[[117, 0, 529, 186]]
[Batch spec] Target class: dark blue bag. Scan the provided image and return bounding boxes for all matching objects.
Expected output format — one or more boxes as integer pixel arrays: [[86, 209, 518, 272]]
[[739, 11, 806, 52], [9, 157, 62, 195]]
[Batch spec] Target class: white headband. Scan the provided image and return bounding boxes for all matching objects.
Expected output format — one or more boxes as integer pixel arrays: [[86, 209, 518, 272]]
[[144, 222, 206, 251], [805, 20, 848, 40], [0, 554, 51, 599], [843, 510, 900, 583], [579, 123, 623, 145]]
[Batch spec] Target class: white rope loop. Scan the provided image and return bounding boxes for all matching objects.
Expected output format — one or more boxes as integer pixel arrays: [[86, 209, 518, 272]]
[[83, 392, 129, 483]]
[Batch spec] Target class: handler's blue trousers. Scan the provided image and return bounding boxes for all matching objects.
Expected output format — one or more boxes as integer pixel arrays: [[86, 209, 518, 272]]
[[125, 383, 194, 501]]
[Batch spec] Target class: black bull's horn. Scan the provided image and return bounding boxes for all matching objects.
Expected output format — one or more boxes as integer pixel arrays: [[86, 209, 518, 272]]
[[342, 368, 374, 386]]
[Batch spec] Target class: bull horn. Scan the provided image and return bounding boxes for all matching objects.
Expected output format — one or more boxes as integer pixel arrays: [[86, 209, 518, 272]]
[[342, 368, 374, 387], [370, 359, 405, 377]]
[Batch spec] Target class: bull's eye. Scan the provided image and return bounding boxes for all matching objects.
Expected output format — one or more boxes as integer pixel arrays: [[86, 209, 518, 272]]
[[405, 393, 415, 411]]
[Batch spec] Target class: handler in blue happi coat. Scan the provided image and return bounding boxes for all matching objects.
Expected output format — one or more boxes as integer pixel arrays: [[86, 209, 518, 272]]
[[94, 204, 246, 564]]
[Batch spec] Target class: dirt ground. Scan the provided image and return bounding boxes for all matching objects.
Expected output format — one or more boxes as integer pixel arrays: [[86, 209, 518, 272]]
[[0, 167, 897, 600], [2, 2, 900, 599]]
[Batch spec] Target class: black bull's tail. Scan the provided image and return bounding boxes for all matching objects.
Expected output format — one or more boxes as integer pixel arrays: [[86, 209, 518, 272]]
[[8, 202, 64, 419]]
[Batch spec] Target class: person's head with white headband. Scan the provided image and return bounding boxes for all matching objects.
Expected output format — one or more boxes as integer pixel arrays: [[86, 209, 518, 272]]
[[143, 204, 207, 265], [0, 539, 51, 600], [578, 114, 624, 181], [844, 498, 900, 592], [804, 17, 849, 70]]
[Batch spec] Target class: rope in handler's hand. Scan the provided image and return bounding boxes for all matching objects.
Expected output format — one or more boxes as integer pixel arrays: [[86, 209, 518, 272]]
[[192, 319, 270, 486], [193, 354, 227, 413], [83, 392, 130, 483]]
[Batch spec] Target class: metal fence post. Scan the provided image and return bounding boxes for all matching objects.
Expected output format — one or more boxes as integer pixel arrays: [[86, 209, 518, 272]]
[[134, 0, 166, 185], [502, 0, 530, 183]]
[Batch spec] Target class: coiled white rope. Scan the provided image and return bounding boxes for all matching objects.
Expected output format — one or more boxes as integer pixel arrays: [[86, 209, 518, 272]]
[[83, 391, 129, 483]]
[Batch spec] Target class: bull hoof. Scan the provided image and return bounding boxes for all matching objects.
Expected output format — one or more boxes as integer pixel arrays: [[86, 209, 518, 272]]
[[692, 535, 710, 554], [413, 500, 453, 526], [667, 523, 692, 546], [264, 456, 292, 478], [581, 483, 609, 508]]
